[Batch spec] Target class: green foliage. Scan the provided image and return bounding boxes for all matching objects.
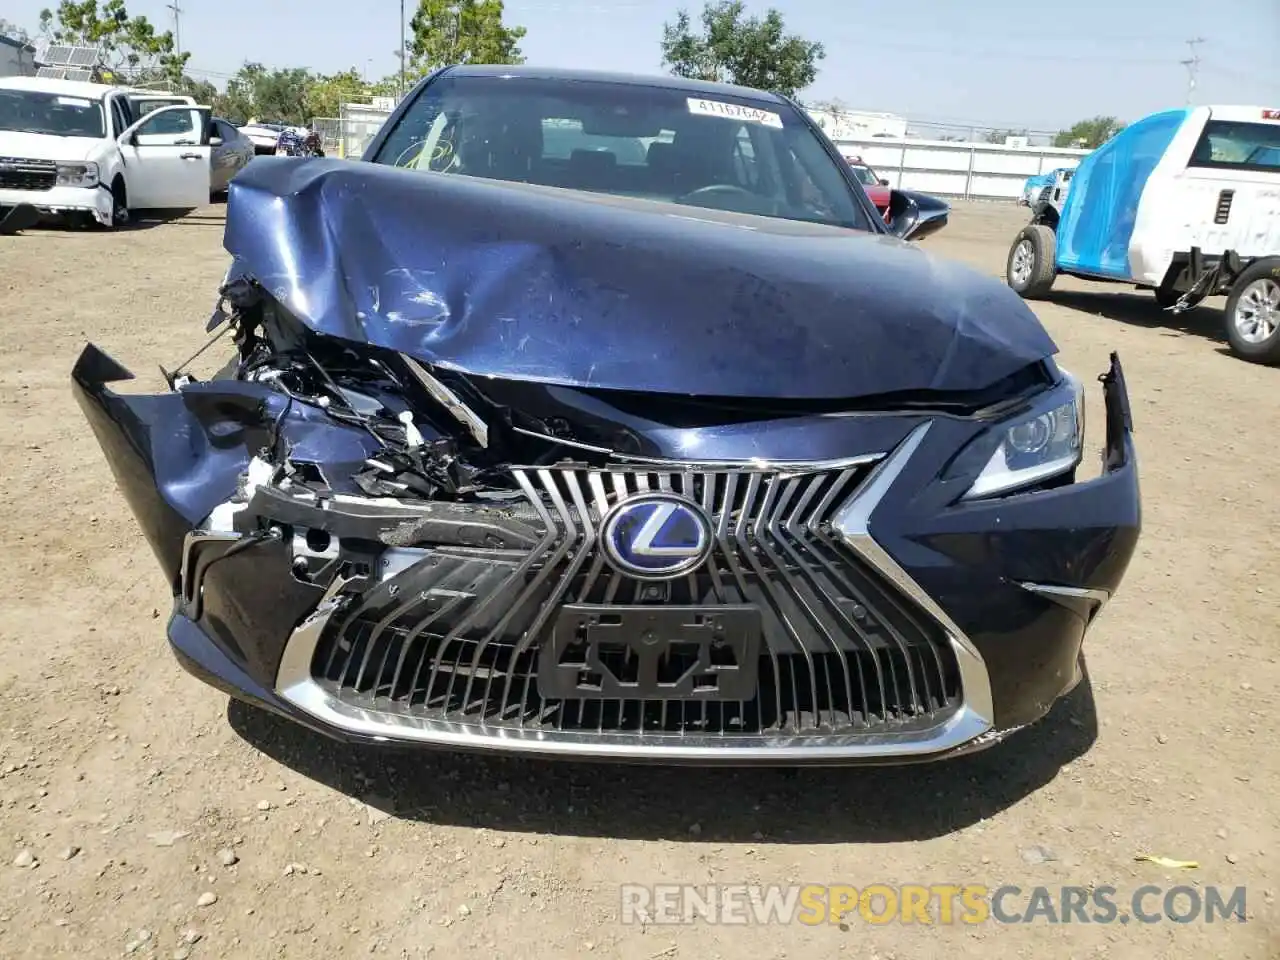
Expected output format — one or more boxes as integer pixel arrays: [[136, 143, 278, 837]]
[[1053, 115, 1124, 149], [208, 64, 400, 124], [408, 0, 526, 74], [215, 62, 315, 125], [305, 70, 372, 120], [660, 1, 824, 98], [39, 0, 187, 83]]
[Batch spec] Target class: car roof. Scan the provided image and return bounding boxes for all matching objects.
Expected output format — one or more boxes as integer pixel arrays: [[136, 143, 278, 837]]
[[440, 64, 790, 104], [0, 75, 116, 99]]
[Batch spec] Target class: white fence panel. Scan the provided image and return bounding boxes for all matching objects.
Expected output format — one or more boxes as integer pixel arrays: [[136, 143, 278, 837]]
[[834, 135, 1091, 201]]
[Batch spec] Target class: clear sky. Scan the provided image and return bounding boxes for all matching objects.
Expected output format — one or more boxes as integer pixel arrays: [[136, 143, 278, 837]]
[[5, 0, 1278, 131]]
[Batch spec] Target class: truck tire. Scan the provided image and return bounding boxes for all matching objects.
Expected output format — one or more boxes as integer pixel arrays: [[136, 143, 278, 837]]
[[1224, 259, 1280, 364], [1007, 225, 1057, 299]]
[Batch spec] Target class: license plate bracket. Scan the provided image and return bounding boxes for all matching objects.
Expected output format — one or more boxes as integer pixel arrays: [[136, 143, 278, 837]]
[[538, 604, 761, 701]]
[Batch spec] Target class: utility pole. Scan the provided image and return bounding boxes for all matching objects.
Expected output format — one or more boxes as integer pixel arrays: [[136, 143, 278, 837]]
[[166, 0, 183, 59], [1180, 37, 1205, 106], [399, 0, 406, 99]]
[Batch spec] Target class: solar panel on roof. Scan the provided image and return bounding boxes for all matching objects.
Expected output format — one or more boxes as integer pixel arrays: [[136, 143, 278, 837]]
[[35, 66, 67, 78], [67, 47, 99, 67], [65, 68, 95, 81], [40, 44, 75, 65]]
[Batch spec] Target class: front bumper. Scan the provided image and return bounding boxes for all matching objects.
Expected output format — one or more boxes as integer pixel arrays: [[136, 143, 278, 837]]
[[73, 345, 1140, 765], [0, 183, 113, 225]]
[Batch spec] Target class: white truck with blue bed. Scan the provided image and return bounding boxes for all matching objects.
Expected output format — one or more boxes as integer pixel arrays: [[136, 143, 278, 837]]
[[1006, 105, 1280, 364]]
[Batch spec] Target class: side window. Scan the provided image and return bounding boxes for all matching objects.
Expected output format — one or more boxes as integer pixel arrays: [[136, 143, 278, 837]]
[[1189, 120, 1280, 172], [133, 108, 199, 145]]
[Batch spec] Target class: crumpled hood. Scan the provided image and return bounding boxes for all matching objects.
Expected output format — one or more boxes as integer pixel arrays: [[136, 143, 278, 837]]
[[223, 158, 1058, 400], [0, 132, 100, 163]]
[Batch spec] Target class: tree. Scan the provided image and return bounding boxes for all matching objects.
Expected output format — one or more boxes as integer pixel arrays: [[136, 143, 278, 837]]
[[407, 0, 526, 74], [217, 62, 316, 124], [1053, 116, 1123, 149], [660, 1, 824, 98], [306, 69, 372, 119], [0, 18, 31, 43], [38, 0, 186, 83]]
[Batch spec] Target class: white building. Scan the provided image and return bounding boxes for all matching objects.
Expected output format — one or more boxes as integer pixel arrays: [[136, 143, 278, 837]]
[[0, 34, 35, 78], [805, 105, 908, 141]]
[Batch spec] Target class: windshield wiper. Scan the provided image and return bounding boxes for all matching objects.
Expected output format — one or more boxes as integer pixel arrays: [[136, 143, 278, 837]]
[[11, 128, 78, 137]]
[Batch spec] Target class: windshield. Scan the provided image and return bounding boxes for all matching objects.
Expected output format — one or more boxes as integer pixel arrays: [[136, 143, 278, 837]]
[[0, 88, 105, 138], [372, 75, 872, 230]]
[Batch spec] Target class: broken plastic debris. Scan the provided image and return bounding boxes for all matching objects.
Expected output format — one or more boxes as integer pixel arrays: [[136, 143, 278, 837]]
[[398, 411, 425, 449], [1134, 854, 1198, 869]]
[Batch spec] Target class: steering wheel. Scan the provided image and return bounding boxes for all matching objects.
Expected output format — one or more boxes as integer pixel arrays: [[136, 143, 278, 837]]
[[678, 183, 757, 202]]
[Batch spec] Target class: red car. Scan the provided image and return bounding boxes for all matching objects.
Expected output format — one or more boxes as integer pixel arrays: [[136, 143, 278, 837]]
[[844, 155, 891, 218]]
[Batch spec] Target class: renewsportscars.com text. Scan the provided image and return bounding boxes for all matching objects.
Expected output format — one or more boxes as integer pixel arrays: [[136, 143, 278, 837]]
[[620, 884, 1247, 926]]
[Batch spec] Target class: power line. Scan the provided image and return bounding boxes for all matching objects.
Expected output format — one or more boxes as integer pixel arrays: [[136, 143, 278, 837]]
[[1180, 37, 1205, 105]]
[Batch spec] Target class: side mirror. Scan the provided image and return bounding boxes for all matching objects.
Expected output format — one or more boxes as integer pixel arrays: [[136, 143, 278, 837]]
[[209, 136, 223, 146], [885, 189, 950, 241], [879, 178, 890, 186]]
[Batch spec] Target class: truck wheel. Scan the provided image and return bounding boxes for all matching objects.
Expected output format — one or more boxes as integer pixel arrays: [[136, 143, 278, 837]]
[[1007, 225, 1057, 298], [1223, 259, 1280, 364], [91, 178, 129, 230], [109, 178, 129, 228]]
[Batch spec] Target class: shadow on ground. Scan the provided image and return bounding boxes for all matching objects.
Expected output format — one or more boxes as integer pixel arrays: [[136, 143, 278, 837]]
[[1047, 289, 1226, 346], [229, 663, 1097, 844], [130, 208, 226, 229], [7, 208, 224, 234]]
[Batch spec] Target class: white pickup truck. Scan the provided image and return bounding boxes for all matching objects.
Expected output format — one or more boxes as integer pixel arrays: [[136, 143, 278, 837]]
[[1006, 105, 1280, 363], [0, 76, 214, 231]]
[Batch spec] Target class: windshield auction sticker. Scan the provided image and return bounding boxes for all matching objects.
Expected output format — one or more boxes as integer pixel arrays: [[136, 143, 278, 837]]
[[687, 98, 783, 129]]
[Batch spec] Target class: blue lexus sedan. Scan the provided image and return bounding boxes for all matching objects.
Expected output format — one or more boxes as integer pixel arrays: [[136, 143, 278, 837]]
[[72, 66, 1140, 764]]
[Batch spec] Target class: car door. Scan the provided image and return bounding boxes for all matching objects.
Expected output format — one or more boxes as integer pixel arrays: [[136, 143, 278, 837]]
[[117, 106, 212, 209]]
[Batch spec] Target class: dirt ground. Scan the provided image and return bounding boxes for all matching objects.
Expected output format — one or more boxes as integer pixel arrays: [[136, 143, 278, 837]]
[[0, 199, 1277, 960]]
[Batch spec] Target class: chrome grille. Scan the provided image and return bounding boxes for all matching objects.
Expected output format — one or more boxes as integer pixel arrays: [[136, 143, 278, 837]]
[[0, 157, 57, 192], [308, 463, 962, 743]]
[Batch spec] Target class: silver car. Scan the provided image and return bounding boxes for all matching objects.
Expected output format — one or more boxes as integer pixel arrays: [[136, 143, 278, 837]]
[[209, 118, 255, 195]]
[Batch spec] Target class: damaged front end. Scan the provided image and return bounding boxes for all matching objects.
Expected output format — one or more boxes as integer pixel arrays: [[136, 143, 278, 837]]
[[73, 258, 1141, 765]]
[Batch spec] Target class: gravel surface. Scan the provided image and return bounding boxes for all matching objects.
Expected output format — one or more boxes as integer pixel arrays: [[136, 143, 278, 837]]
[[0, 200, 1276, 959]]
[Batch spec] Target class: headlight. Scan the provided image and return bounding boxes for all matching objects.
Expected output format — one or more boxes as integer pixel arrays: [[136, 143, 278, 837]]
[[55, 162, 99, 188], [953, 372, 1084, 500]]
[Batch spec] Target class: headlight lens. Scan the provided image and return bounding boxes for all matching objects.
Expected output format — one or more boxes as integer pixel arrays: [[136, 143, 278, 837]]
[[55, 162, 99, 188], [961, 372, 1084, 499]]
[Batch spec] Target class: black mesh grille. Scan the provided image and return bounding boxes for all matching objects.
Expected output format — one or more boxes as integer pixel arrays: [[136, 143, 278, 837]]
[[0, 157, 57, 192]]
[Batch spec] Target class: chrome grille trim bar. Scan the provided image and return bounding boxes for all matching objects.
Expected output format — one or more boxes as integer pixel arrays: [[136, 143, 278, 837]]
[[273, 426, 996, 760]]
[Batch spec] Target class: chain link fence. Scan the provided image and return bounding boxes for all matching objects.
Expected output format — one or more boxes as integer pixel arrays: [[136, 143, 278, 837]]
[[902, 118, 1063, 147], [311, 117, 341, 156], [333, 98, 401, 159]]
